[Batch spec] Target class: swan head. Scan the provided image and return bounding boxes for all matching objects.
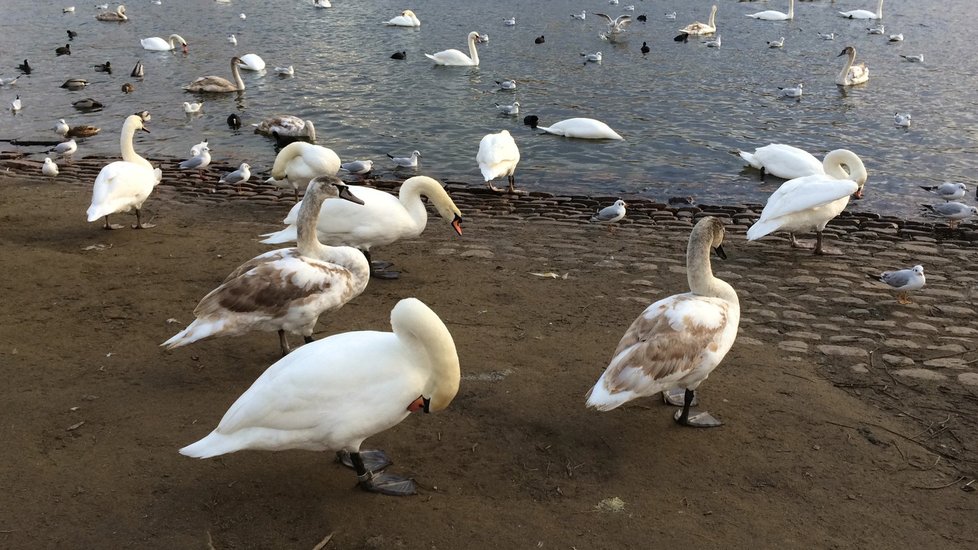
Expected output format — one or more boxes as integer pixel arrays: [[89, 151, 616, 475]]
[[523, 115, 539, 129], [402, 9, 416, 17], [123, 114, 150, 134], [838, 46, 856, 58], [389, 298, 460, 413], [690, 216, 728, 260], [824, 149, 867, 199], [307, 176, 365, 205]]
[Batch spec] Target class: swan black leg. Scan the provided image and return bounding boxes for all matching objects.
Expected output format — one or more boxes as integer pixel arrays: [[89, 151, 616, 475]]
[[345, 451, 416, 496]]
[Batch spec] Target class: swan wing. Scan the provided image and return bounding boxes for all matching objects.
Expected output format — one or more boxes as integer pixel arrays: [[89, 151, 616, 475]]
[[753, 176, 858, 224], [752, 144, 824, 179], [425, 49, 472, 66], [477, 132, 520, 180], [140, 37, 170, 50], [86, 161, 157, 221]]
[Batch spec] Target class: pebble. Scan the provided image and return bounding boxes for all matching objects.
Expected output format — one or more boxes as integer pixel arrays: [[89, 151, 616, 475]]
[[882, 354, 914, 367], [958, 373, 978, 386]]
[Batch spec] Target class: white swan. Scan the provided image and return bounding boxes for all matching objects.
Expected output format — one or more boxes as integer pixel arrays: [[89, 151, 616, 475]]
[[140, 34, 188, 52], [586, 217, 739, 428], [679, 4, 717, 35], [163, 177, 369, 356], [386, 9, 420, 27], [313, 0, 331, 7], [836, 46, 869, 86], [86, 115, 162, 229], [524, 115, 623, 140], [253, 115, 316, 142], [425, 31, 481, 66], [746, 0, 793, 21], [739, 144, 825, 180], [239, 53, 265, 71], [840, 0, 883, 20], [184, 56, 245, 92], [747, 149, 868, 255], [269, 142, 341, 201], [178, 296, 459, 496], [261, 176, 463, 279], [95, 5, 127, 21], [477, 130, 521, 193]]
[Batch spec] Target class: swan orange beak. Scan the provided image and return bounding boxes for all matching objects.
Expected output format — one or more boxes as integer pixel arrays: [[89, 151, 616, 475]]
[[853, 188, 864, 199], [182, 44, 189, 55], [451, 214, 463, 236]]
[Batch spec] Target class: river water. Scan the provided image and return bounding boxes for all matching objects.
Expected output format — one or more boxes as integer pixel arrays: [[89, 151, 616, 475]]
[[2, 0, 976, 219]]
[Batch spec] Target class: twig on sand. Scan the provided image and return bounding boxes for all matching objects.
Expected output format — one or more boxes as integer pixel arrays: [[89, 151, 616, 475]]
[[206, 531, 216, 550], [911, 476, 966, 490], [312, 532, 334, 550]]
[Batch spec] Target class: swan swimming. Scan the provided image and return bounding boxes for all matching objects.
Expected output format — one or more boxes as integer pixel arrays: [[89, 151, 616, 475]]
[[184, 56, 246, 92], [386, 9, 420, 27], [679, 4, 717, 36], [86, 115, 162, 230], [840, 0, 883, 20], [836, 46, 869, 86], [746, 0, 793, 21], [239, 53, 266, 71], [95, 5, 127, 21], [587, 217, 739, 428], [524, 115, 623, 140], [178, 297, 459, 497], [254, 116, 316, 143], [747, 149, 868, 255], [141, 34, 188, 52], [425, 31, 482, 66]]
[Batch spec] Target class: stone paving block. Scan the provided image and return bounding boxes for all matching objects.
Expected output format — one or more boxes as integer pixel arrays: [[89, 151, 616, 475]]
[[817, 345, 869, 358], [894, 368, 946, 381]]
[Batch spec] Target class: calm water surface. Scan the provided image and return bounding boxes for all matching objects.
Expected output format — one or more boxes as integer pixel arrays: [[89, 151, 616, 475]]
[[2, 0, 977, 219]]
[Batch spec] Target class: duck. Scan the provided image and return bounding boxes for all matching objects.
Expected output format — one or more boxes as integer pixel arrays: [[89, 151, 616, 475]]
[[386, 9, 420, 27], [184, 56, 245, 93], [894, 112, 911, 128], [67, 29, 78, 40], [51, 138, 78, 159], [778, 82, 803, 98], [919, 182, 966, 201], [477, 130, 521, 193], [261, 176, 462, 279], [56, 44, 72, 56], [178, 296, 459, 496], [72, 97, 103, 110], [767, 36, 785, 48], [219, 162, 252, 192], [679, 4, 717, 36], [130, 60, 144, 77], [60, 78, 88, 90], [388, 150, 421, 168], [921, 202, 978, 230], [274, 65, 294, 76], [163, 177, 370, 356], [239, 53, 266, 71], [269, 142, 341, 201], [85, 114, 162, 230], [17, 60, 31, 74], [839, 0, 883, 20], [141, 34, 189, 53], [738, 144, 825, 180], [42, 157, 59, 178], [746, 0, 793, 21], [93, 61, 111, 73], [179, 144, 211, 171], [95, 5, 127, 21], [182, 101, 203, 114], [390, 50, 406, 60], [338, 160, 373, 175], [746, 149, 868, 255], [495, 101, 519, 116], [254, 115, 317, 142], [425, 31, 482, 66], [65, 123, 101, 138], [836, 46, 869, 86], [523, 115, 623, 140], [121, 82, 135, 93], [586, 217, 739, 428], [591, 199, 627, 224], [869, 265, 925, 304]]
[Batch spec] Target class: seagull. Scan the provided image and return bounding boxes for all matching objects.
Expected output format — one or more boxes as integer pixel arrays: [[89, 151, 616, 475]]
[[922, 202, 978, 229], [595, 13, 633, 34], [888, 33, 904, 42], [495, 101, 520, 116], [591, 199, 627, 226], [582, 51, 602, 63], [503, 17, 516, 26], [869, 265, 925, 304], [706, 35, 722, 48], [42, 157, 59, 178], [190, 139, 208, 157], [779, 83, 803, 98], [624, 5, 635, 12], [900, 54, 923, 62], [239, 13, 246, 20], [275, 65, 294, 76], [391, 50, 407, 60], [63, 6, 75, 13], [664, 12, 677, 20], [919, 182, 967, 201], [867, 24, 885, 35], [571, 11, 586, 20], [496, 79, 516, 90], [228, 34, 237, 45], [478, 33, 490, 43], [894, 112, 911, 128], [608, 0, 619, 5], [11, 95, 22, 112], [339, 160, 373, 175], [220, 162, 251, 192], [55, 119, 70, 136], [51, 138, 77, 160], [0, 76, 19, 86], [183, 101, 203, 114], [179, 145, 212, 171], [388, 150, 421, 169], [767, 36, 785, 48]]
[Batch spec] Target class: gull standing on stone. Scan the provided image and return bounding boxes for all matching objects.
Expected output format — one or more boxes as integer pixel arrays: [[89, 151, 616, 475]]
[[921, 202, 978, 229], [179, 144, 211, 172], [42, 157, 59, 178], [591, 199, 627, 225], [220, 162, 251, 192], [869, 265, 925, 304]]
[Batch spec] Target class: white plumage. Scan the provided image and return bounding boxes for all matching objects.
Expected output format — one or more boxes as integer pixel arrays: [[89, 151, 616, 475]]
[[85, 115, 162, 229], [425, 31, 482, 66], [42, 157, 59, 177], [839, 0, 883, 20], [836, 46, 869, 86], [270, 142, 340, 201], [386, 9, 420, 27], [746, 0, 793, 21], [477, 130, 521, 193], [679, 4, 717, 35], [739, 144, 824, 180], [140, 34, 188, 52], [525, 116, 623, 140]]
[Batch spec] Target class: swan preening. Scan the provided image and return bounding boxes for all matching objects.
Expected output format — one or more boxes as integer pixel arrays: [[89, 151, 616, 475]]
[[178, 297, 460, 496], [260, 175, 463, 278], [870, 265, 925, 304], [184, 56, 246, 93], [836, 46, 869, 86], [747, 149, 868, 255], [739, 144, 824, 180], [477, 130, 521, 193], [425, 31, 482, 66], [95, 5, 127, 21], [746, 0, 793, 21], [840, 0, 883, 20], [239, 54, 266, 71], [85, 114, 162, 230], [253, 115, 317, 143], [386, 9, 420, 27], [163, 177, 369, 356], [141, 34, 188, 52], [679, 4, 717, 35], [523, 115, 623, 140], [587, 217, 739, 428]]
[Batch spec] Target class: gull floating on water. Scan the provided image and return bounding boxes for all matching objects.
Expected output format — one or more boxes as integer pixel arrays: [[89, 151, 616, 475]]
[[888, 33, 903, 42], [275, 65, 294, 76], [867, 24, 885, 35], [778, 83, 803, 98], [503, 17, 515, 26], [920, 182, 967, 201], [768, 36, 785, 48], [870, 265, 925, 304], [313, 0, 331, 7], [894, 112, 911, 127], [220, 162, 252, 192], [228, 34, 237, 45], [571, 11, 586, 21], [818, 32, 835, 40], [591, 200, 627, 224], [388, 150, 421, 168], [495, 101, 520, 116], [922, 202, 978, 229], [665, 12, 677, 20], [496, 79, 516, 90], [339, 160, 373, 175], [582, 51, 602, 63]]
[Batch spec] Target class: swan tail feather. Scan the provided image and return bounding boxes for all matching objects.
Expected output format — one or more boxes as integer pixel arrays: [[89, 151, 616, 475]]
[[739, 151, 762, 170], [259, 226, 298, 244], [161, 320, 225, 350], [180, 431, 239, 458], [746, 219, 782, 241]]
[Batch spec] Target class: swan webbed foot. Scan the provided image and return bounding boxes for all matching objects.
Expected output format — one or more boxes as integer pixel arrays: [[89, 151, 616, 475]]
[[789, 233, 815, 249], [369, 260, 394, 271], [662, 388, 698, 407], [358, 472, 417, 496], [370, 269, 401, 280], [487, 182, 507, 193], [674, 408, 723, 427], [337, 449, 393, 473], [102, 216, 124, 230], [132, 209, 155, 229]]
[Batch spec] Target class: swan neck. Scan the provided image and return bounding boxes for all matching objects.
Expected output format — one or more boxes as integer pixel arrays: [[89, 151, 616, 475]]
[[391, 302, 460, 412], [119, 120, 148, 167], [468, 34, 479, 65], [295, 188, 330, 256], [877, 0, 884, 18], [838, 50, 855, 84], [709, 6, 716, 26], [231, 59, 244, 90], [787, 0, 793, 19]]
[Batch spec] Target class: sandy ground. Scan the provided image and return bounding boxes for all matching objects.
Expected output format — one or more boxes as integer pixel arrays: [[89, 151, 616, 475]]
[[1, 173, 976, 549]]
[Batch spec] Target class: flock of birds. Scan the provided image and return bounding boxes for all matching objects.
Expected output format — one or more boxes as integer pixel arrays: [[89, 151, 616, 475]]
[[2, 0, 972, 496]]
